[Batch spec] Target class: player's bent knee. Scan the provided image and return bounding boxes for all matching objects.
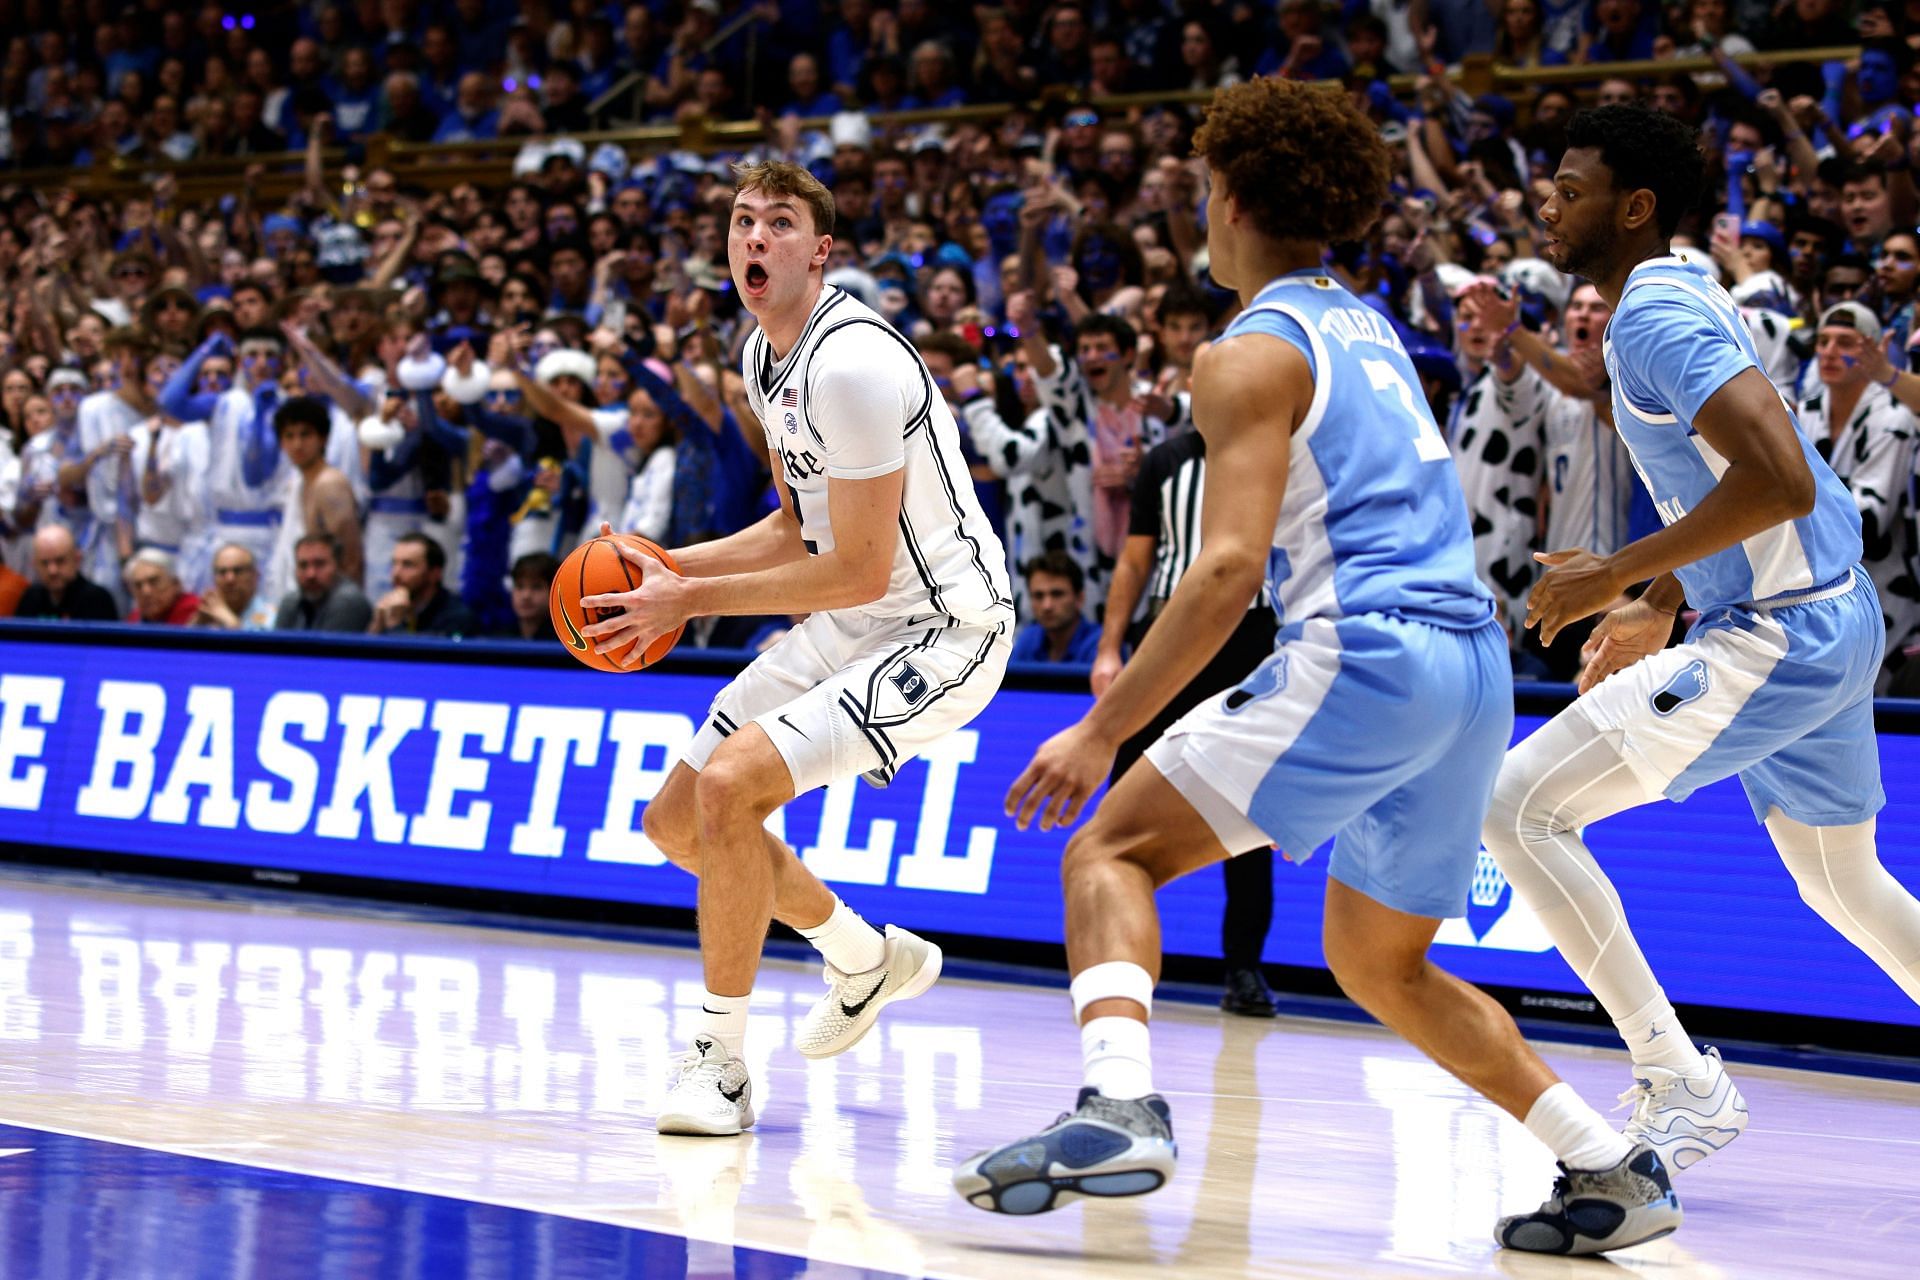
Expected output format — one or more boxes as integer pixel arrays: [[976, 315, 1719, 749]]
[[693, 753, 785, 832], [1482, 761, 1543, 852], [1322, 925, 1425, 1007], [1061, 821, 1169, 892], [640, 792, 699, 870]]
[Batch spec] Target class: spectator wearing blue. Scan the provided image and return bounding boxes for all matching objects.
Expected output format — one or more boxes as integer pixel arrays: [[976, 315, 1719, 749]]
[[1012, 551, 1102, 664], [903, 40, 968, 109], [575, 18, 622, 100], [1253, 0, 1351, 82], [451, 0, 511, 78], [1580, 0, 1661, 62], [327, 47, 383, 139], [1036, 2, 1095, 88], [417, 24, 464, 117], [432, 73, 501, 143], [1426, 0, 1503, 62], [825, 0, 874, 96], [781, 52, 844, 117], [1728, 220, 1796, 314]]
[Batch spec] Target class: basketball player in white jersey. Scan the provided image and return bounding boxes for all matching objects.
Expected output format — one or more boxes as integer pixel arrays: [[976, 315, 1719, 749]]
[[580, 160, 1015, 1137]]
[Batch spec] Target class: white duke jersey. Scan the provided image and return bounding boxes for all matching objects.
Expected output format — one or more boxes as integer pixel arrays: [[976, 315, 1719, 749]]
[[1605, 253, 1862, 612], [743, 285, 1014, 628], [1221, 272, 1495, 636]]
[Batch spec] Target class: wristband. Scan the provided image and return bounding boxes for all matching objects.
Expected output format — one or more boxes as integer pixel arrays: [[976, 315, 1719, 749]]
[[1503, 319, 1521, 335], [1883, 368, 1902, 388]]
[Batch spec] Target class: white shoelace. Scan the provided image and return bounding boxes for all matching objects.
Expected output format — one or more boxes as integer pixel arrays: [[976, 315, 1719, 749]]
[[671, 1050, 730, 1087], [1615, 1077, 1673, 1125]]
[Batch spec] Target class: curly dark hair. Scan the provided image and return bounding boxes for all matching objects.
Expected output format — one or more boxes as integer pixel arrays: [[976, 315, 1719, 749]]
[[1564, 105, 1704, 238], [1191, 79, 1391, 245]]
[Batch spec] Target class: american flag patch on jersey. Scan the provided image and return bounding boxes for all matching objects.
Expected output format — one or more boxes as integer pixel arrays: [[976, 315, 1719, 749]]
[[781, 388, 800, 407]]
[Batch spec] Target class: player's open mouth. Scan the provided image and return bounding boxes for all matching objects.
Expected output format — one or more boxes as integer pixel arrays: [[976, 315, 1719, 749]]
[[744, 262, 769, 293]]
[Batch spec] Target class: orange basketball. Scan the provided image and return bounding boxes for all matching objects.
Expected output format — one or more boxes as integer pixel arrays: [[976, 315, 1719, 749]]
[[550, 533, 685, 672]]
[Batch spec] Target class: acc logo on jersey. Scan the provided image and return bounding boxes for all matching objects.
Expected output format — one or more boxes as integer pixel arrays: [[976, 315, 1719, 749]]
[[784, 412, 799, 435], [890, 663, 930, 705]]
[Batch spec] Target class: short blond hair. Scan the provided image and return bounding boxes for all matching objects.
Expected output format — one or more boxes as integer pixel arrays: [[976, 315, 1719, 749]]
[[731, 159, 835, 238]]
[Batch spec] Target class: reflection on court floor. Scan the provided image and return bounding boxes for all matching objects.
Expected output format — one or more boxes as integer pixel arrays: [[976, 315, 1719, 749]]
[[0, 869, 1912, 1279]]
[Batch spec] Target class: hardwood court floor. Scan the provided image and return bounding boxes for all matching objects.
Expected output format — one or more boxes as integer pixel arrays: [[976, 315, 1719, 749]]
[[0, 867, 1912, 1279]]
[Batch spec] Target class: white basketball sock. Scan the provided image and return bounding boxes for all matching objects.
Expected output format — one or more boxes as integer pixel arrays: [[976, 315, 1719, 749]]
[[1081, 1016, 1154, 1100], [798, 897, 887, 974], [1525, 1082, 1634, 1171], [1614, 991, 1706, 1075], [693, 990, 751, 1060]]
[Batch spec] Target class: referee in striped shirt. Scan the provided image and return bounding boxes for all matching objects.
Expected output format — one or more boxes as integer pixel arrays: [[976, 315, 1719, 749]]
[[1093, 428, 1281, 1016]]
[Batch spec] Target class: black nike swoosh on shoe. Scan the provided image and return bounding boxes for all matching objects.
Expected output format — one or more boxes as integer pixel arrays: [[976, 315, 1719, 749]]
[[720, 1082, 747, 1102], [839, 971, 888, 1019], [777, 713, 810, 741]]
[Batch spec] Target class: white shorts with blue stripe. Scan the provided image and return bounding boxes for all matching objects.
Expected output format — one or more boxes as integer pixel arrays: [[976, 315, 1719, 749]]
[[1573, 565, 1885, 826], [684, 609, 1010, 795], [1146, 612, 1514, 919]]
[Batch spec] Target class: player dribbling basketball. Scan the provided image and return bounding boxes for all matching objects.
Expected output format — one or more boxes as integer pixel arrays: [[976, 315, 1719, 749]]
[[580, 160, 1014, 1137]]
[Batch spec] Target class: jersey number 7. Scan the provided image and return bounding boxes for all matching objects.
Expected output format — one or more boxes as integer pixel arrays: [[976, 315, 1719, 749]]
[[1362, 358, 1451, 463]]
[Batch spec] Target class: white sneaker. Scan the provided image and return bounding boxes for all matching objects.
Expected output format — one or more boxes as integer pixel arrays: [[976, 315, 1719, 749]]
[[656, 1036, 754, 1136], [794, 924, 943, 1059], [1618, 1046, 1748, 1172]]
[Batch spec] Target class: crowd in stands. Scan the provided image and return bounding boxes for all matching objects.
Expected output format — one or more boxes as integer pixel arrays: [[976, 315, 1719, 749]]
[[7, 1, 1920, 692]]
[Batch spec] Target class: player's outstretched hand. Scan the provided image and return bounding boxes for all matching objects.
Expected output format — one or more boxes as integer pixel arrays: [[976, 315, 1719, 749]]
[[1577, 598, 1673, 694], [1526, 547, 1623, 646], [580, 525, 694, 669], [1005, 721, 1116, 833]]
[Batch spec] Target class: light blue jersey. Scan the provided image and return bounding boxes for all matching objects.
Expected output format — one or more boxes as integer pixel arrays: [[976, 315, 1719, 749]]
[[1224, 272, 1495, 637], [1605, 253, 1863, 612], [1148, 272, 1510, 919]]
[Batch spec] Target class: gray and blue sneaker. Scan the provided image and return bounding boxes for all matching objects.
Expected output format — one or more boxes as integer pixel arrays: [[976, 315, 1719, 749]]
[[953, 1089, 1176, 1215], [1497, 1142, 1682, 1255]]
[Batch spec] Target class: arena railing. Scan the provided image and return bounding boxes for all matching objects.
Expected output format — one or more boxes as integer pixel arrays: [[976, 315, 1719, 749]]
[[0, 47, 1860, 207]]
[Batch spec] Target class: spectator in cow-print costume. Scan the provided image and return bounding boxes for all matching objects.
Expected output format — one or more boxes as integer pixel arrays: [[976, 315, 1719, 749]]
[[950, 337, 1072, 623], [1446, 280, 1546, 645], [1798, 302, 1920, 689], [997, 292, 1175, 621], [1465, 281, 1636, 681]]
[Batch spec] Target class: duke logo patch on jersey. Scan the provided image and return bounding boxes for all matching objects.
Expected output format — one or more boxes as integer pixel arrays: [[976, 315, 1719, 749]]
[[890, 663, 930, 704], [1651, 659, 1710, 716]]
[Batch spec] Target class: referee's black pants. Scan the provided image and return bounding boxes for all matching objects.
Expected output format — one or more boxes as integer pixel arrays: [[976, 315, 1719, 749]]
[[1108, 608, 1279, 971]]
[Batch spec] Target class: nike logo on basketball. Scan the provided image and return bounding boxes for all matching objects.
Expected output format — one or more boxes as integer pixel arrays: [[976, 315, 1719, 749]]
[[840, 973, 888, 1019], [559, 606, 588, 650]]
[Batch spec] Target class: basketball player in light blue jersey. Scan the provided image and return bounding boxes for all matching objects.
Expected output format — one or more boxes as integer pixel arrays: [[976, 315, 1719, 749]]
[[1485, 104, 1920, 1179], [953, 80, 1683, 1257]]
